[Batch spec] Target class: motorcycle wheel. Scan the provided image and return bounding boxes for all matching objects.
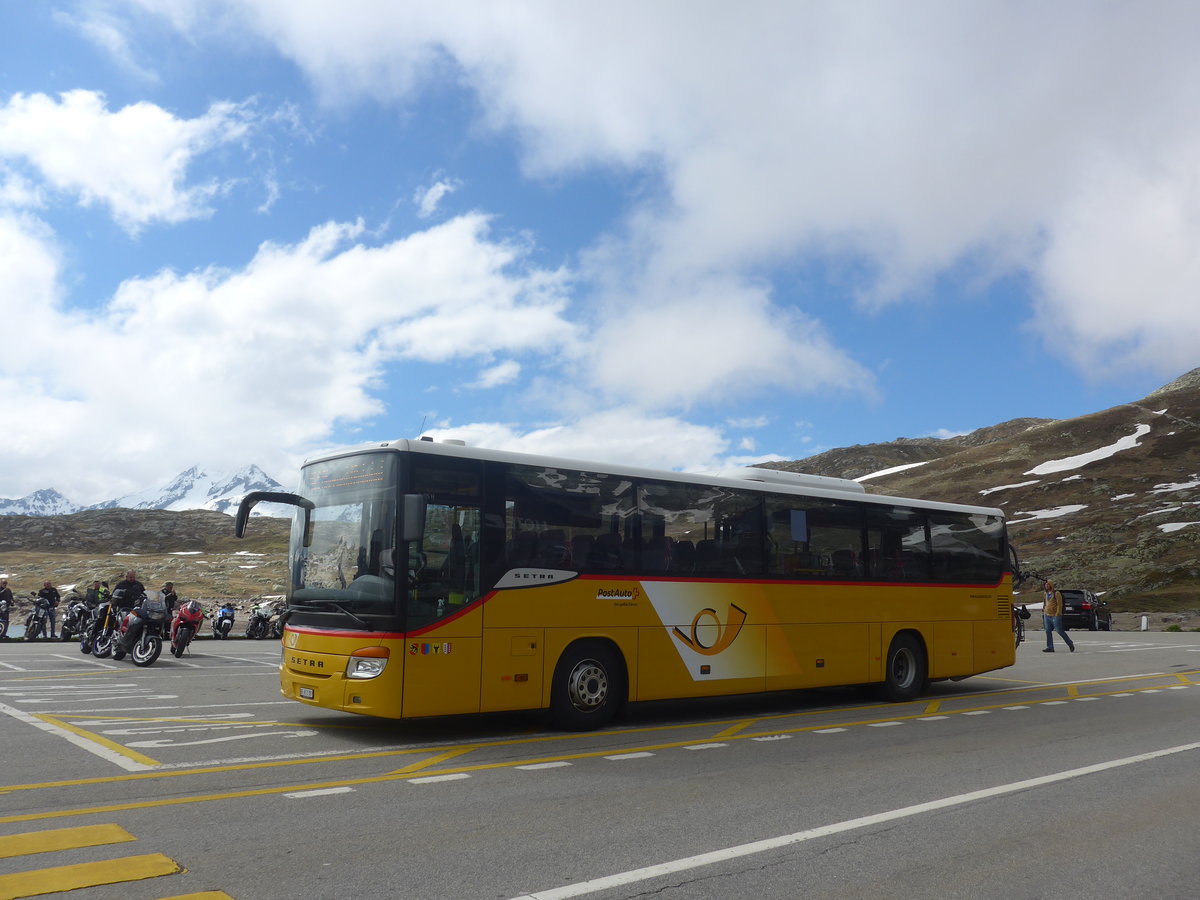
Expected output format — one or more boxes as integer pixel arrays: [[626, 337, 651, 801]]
[[26, 621, 42, 641], [172, 626, 193, 658], [61, 628, 73, 642], [0, 621, 8, 640], [113, 647, 127, 660], [132, 635, 161, 666], [79, 633, 93, 653], [92, 632, 113, 658]]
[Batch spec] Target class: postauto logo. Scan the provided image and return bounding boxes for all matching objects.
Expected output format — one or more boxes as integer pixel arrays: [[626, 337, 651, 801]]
[[672, 604, 748, 656]]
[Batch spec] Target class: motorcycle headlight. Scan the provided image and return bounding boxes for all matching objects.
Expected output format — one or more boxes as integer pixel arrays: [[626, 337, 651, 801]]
[[346, 647, 389, 680]]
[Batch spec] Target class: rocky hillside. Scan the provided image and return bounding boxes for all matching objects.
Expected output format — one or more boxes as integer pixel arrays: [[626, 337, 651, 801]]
[[0, 509, 289, 603], [764, 368, 1200, 609]]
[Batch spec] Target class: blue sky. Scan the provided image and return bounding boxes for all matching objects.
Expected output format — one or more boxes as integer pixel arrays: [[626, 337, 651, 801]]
[[1, 1, 1196, 505]]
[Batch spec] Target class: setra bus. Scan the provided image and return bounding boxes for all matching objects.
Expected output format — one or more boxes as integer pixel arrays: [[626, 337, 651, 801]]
[[236, 437, 1017, 729]]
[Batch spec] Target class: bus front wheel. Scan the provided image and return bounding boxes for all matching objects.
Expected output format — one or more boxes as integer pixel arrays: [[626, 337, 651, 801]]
[[881, 633, 927, 702], [550, 641, 625, 731]]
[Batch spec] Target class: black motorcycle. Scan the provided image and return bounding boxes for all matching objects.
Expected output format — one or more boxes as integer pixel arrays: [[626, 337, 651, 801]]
[[91, 588, 140, 658], [60, 596, 92, 642], [0, 592, 11, 641], [24, 594, 53, 641], [115, 592, 170, 666]]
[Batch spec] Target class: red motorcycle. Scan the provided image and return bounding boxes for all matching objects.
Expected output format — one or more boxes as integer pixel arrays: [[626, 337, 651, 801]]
[[170, 600, 205, 658]]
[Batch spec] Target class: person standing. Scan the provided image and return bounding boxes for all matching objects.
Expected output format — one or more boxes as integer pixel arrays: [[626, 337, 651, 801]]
[[162, 582, 178, 618], [37, 581, 61, 639], [0, 577, 12, 640], [1042, 579, 1075, 653], [112, 570, 145, 610]]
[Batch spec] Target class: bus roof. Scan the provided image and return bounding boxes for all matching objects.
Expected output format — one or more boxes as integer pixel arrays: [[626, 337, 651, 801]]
[[303, 437, 1005, 519]]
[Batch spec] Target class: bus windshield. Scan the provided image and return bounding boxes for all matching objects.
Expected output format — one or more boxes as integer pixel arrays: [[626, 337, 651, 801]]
[[290, 453, 400, 625]]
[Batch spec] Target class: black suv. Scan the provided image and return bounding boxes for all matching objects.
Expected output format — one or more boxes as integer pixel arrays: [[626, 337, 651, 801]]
[[1060, 589, 1112, 631]]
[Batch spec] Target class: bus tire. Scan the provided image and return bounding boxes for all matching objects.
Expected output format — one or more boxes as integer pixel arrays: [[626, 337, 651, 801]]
[[881, 632, 927, 702], [550, 640, 625, 731]]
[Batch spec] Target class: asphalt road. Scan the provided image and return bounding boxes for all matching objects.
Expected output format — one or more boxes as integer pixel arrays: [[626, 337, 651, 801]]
[[3, 631, 1200, 899]]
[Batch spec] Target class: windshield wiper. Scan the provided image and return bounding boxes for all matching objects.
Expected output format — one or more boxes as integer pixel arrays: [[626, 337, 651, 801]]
[[309, 600, 374, 631]]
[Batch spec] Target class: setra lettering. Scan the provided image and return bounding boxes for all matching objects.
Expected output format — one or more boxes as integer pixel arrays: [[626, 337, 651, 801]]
[[289, 655, 324, 669]]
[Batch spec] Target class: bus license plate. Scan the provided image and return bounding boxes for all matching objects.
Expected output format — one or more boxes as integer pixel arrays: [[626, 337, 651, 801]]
[[300, 686, 314, 700]]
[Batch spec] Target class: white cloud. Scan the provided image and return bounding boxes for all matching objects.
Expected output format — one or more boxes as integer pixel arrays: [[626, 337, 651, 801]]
[[414, 177, 461, 218], [468, 360, 521, 389], [0, 90, 254, 231], [116, 1, 1200, 381], [0, 212, 575, 502], [422, 408, 732, 472]]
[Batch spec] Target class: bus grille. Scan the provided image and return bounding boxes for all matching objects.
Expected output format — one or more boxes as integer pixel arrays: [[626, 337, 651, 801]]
[[998, 600, 1012, 619]]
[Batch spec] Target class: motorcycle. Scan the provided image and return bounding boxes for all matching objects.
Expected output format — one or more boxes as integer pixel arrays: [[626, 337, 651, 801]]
[[91, 586, 140, 658], [24, 593, 53, 641], [60, 595, 92, 642], [212, 602, 236, 639], [170, 599, 205, 658], [115, 592, 170, 666], [0, 591, 10, 640], [245, 598, 282, 639]]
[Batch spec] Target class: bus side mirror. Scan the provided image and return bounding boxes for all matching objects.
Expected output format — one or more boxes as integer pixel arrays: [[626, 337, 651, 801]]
[[401, 494, 427, 543], [236, 491, 316, 546]]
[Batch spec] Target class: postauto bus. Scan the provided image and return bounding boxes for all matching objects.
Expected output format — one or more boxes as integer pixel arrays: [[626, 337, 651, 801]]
[[236, 438, 1016, 730]]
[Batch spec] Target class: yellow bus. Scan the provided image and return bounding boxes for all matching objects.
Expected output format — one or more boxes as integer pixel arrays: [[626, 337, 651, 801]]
[[236, 438, 1016, 729]]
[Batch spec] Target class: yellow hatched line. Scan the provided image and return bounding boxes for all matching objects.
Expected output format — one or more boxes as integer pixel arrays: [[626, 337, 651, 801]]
[[712, 719, 755, 739], [0, 852, 180, 899], [0, 824, 135, 860], [389, 747, 476, 775], [33, 714, 161, 768]]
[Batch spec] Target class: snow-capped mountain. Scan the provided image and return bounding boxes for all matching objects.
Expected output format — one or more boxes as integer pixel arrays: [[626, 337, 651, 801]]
[[0, 465, 287, 517], [0, 488, 80, 517]]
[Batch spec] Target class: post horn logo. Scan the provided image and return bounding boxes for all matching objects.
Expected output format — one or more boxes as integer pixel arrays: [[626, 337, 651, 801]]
[[672, 604, 748, 655], [287, 631, 299, 649]]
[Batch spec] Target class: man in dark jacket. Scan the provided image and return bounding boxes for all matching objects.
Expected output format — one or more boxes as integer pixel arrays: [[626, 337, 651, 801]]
[[0, 577, 12, 639], [37, 581, 61, 638], [111, 571, 146, 610]]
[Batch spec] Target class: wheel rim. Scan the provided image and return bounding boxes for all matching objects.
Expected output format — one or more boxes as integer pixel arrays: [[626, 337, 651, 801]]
[[890, 647, 916, 690], [566, 658, 609, 713]]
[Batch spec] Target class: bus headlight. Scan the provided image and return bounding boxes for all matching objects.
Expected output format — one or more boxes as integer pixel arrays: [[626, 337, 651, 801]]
[[346, 646, 389, 680]]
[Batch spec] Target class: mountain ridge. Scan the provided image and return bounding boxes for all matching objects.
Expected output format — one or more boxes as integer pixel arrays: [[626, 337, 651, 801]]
[[0, 464, 285, 517]]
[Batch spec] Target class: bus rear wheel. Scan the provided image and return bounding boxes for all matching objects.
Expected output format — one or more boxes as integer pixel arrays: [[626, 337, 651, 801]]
[[550, 641, 625, 731], [881, 633, 927, 702]]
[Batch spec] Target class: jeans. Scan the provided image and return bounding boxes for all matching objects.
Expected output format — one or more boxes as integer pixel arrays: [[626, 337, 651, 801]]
[[1044, 614, 1074, 650]]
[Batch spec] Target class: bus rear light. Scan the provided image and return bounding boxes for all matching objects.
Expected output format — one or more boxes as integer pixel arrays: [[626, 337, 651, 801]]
[[347, 646, 390, 680]]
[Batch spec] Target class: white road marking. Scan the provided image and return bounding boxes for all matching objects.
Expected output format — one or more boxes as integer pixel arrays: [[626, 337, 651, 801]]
[[508, 740, 1200, 900], [684, 743, 727, 750], [126, 729, 317, 748], [0, 661, 27, 671], [867, 721, 902, 727], [0, 699, 154, 772], [285, 787, 355, 798], [814, 728, 846, 734], [605, 752, 654, 760], [918, 716, 949, 721], [517, 762, 572, 771], [410, 773, 471, 784]]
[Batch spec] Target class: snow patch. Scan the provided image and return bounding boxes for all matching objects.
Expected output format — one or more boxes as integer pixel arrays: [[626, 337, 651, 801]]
[[1024, 425, 1151, 476], [980, 480, 1040, 496], [1008, 504, 1088, 524], [854, 461, 931, 482]]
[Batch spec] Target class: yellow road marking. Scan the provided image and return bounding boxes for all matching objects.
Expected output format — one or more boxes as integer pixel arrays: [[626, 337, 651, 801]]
[[713, 719, 754, 739], [923, 700, 941, 714], [0, 852, 180, 899], [34, 714, 161, 768], [0, 824, 135, 859], [5, 677, 1196, 827], [389, 747, 476, 775]]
